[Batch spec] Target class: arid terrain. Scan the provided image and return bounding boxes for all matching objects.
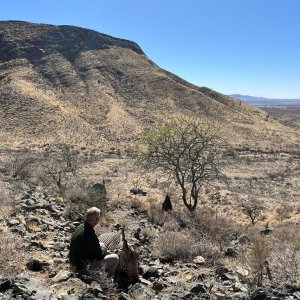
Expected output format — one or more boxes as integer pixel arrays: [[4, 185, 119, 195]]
[[0, 21, 299, 300]]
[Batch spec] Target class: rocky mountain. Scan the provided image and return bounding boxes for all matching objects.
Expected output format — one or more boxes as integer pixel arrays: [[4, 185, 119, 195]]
[[0, 21, 299, 150]]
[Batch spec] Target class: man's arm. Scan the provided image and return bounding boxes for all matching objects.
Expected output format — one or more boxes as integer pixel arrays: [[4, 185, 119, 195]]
[[86, 230, 105, 260]]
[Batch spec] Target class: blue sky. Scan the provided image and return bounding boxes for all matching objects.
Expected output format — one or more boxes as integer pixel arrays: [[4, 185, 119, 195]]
[[1, 0, 300, 98]]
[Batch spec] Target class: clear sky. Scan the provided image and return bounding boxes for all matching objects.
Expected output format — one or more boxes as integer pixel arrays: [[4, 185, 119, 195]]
[[1, 0, 300, 98]]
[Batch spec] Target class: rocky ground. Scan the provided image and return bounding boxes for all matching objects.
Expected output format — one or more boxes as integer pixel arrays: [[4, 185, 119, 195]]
[[1, 186, 300, 300]]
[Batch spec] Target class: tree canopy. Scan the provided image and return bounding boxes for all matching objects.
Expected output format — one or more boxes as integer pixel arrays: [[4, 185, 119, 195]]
[[139, 117, 225, 211]]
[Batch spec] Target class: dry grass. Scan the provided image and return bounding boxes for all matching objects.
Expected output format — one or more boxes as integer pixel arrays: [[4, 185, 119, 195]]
[[238, 222, 300, 287], [64, 185, 107, 221], [183, 207, 235, 250], [269, 222, 300, 286], [0, 230, 26, 278], [154, 231, 199, 262], [0, 180, 13, 217]]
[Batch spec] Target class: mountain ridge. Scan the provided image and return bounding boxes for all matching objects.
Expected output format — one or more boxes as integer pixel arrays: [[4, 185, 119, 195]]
[[0, 21, 299, 150]]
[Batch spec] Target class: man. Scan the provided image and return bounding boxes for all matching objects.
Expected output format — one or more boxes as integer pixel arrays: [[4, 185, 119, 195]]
[[69, 207, 119, 276]]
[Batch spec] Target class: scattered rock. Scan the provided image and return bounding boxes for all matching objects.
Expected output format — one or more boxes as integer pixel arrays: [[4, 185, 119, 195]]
[[129, 283, 155, 299], [190, 283, 207, 294], [26, 258, 45, 271], [0, 279, 11, 293], [118, 291, 133, 300], [152, 279, 165, 291], [224, 247, 239, 257], [238, 235, 250, 244], [193, 256, 206, 265], [53, 242, 66, 251], [52, 270, 72, 283], [85, 282, 106, 298], [142, 267, 160, 280], [14, 273, 57, 299], [51, 278, 86, 299], [11, 223, 27, 235], [250, 287, 271, 300], [7, 219, 20, 226], [25, 215, 41, 224]]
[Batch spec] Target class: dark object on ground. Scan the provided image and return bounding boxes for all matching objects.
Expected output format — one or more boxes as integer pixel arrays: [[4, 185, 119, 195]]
[[26, 258, 44, 271], [142, 267, 160, 280], [190, 283, 207, 294], [133, 228, 141, 240], [78, 274, 93, 284], [130, 188, 147, 196], [162, 194, 172, 211], [224, 247, 239, 257], [0, 279, 11, 293], [260, 224, 273, 236]]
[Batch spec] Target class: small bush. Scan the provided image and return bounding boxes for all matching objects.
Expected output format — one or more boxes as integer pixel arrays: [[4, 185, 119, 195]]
[[245, 235, 272, 287], [240, 198, 265, 225], [269, 223, 300, 286], [0, 230, 25, 278], [141, 227, 156, 241], [0, 181, 12, 216], [275, 203, 293, 222], [0, 152, 34, 180], [162, 216, 181, 232], [147, 200, 164, 225], [271, 244, 300, 286], [154, 231, 199, 262], [64, 185, 107, 221], [184, 207, 235, 250]]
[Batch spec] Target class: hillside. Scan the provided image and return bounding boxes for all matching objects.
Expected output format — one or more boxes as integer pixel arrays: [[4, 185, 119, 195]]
[[0, 21, 299, 150]]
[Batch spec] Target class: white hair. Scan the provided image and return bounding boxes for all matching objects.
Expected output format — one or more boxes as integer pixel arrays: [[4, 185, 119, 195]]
[[85, 207, 101, 222]]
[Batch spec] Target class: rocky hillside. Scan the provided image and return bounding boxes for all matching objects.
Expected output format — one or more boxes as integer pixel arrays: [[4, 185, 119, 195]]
[[0, 21, 299, 150], [1, 187, 299, 299]]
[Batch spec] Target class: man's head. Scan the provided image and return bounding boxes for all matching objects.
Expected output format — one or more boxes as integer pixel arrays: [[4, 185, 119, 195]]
[[85, 207, 101, 227]]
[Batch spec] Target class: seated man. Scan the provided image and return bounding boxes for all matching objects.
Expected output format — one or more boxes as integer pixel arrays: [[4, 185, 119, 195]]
[[69, 207, 119, 276]]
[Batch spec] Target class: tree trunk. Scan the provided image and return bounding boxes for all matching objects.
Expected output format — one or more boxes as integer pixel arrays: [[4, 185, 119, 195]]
[[182, 192, 198, 211]]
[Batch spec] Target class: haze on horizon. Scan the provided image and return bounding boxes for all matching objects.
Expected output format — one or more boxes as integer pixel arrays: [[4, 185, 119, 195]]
[[1, 0, 299, 99]]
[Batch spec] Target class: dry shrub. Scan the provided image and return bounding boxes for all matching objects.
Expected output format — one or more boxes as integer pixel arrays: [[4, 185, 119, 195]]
[[272, 222, 300, 246], [271, 245, 300, 286], [141, 227, 156, 241], [269, 223, 300, 286], [0, 230, 25, 278], [162, 215, 181, 232], [0, 152, 34, 180], [128, 196, 145, 211], [154, 231, 199, 262], [184, 207, 235, 250], [247, 235, 272, 287], [275, 203, 294, 222], [0, 181, 12, 216], [64, 185, 107, 220], [147, 200, 163, 224]]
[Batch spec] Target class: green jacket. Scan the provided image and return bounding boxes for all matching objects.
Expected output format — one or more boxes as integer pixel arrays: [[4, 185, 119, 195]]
[[69, 222, 104, 269]]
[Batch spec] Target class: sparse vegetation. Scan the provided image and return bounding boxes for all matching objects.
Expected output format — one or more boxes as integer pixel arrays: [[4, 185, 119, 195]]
[[154, 231, 199, 262], [139, 117, 225, 211], [64, 183, 107, 221], [0, 152, 34, 180], [240, 198, 265, 225], [0, 230, 26, 278], [275, 203, 294, 222], [247, 235, 272, 287], [44, 144, 78, 193]]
